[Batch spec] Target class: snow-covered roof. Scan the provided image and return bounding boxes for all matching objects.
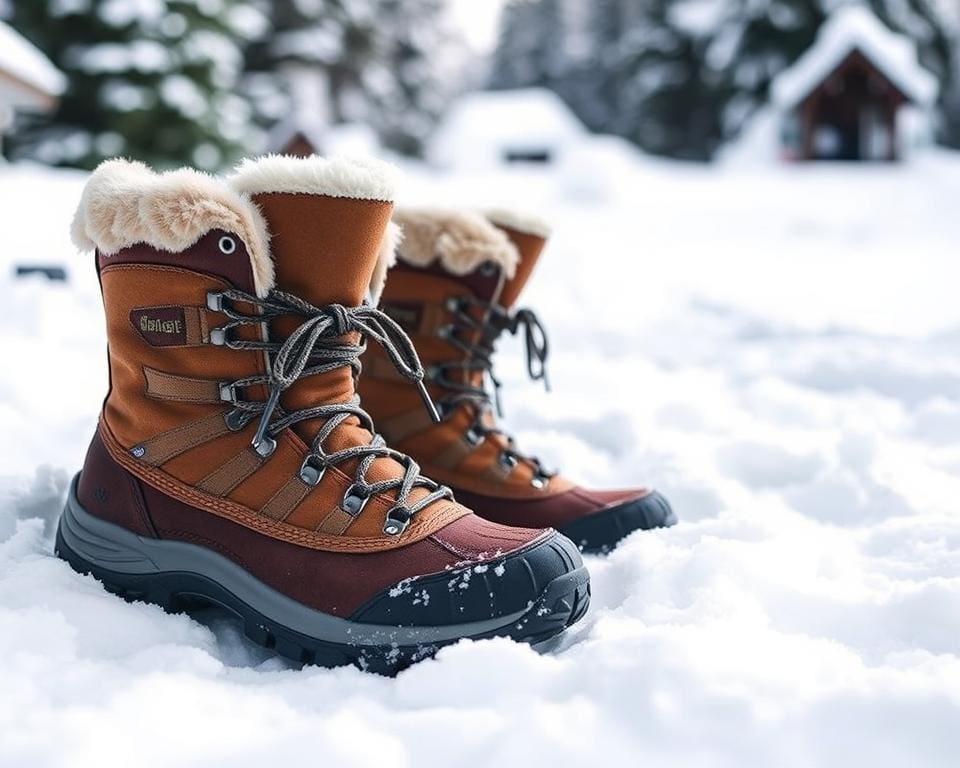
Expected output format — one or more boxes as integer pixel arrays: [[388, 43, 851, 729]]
[[773, 5, 939, 110], [0, 22, 66, 110], [429, 88, 585, 168]]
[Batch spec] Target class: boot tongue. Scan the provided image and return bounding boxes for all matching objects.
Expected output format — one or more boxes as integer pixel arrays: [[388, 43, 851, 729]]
[[253, 192, 391, 306], [251, 191, 394, 452], [490, 222, 547, 309]]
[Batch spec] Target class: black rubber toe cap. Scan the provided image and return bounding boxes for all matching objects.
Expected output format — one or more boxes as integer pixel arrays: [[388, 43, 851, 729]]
[[559, 490, 676, 554], [350, 531, 586, 628]]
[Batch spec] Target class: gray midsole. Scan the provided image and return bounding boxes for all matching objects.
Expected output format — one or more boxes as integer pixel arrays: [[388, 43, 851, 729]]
[[59, 476, 530, 647]]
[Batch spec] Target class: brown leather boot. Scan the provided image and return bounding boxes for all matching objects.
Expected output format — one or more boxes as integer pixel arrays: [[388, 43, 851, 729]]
[[359, 208, 676, 554], [55, 159, 588, 672]]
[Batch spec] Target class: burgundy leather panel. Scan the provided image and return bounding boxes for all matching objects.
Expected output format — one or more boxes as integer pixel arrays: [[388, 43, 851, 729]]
[[77, 432, 157, 538], [138, 484, 535, 617], [97, 230, 257, 295], [428, 514, 545, 560], [77, 428, 546, 617], [452, 485, 651, 529]]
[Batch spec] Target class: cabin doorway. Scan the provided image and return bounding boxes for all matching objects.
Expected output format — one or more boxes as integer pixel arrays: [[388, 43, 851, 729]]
[[800, 51, 903, 161]]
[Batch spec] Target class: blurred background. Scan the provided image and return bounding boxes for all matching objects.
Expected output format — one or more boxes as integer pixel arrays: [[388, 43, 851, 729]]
[[0, 0, 957, 169]]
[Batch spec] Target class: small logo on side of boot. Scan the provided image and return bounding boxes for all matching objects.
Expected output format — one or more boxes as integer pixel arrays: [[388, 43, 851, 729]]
[[130, 306, 188, 346], [381, 302, 423, 335]]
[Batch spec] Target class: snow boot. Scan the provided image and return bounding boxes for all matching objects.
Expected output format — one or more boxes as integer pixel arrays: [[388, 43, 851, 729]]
[[358, 208, 676, 554], [55, 159, 589, 672]]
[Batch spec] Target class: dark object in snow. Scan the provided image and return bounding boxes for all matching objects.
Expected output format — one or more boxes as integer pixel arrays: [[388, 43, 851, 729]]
[[503, 148, 552, 164], [15, 264, 67, 281]]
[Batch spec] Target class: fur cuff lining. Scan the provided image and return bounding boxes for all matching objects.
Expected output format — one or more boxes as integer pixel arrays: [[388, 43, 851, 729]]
[[370, 221, 401, 305], [229, 154, 398, 202], [72, 159, 275, 296], [393, 208, 519, 279], [486, 208, 552, 239]]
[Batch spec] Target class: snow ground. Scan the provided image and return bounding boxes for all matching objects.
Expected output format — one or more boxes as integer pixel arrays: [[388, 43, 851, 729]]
[[2, 151, 960, 766]]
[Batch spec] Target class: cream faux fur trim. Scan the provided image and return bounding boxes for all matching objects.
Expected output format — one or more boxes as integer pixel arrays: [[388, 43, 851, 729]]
[[229, 154, 398, 202], [486, 208, 553, 239], [72, 156, 403, 302], [369, 221, 401, 305], [393, 208, 518, 279], [72, 158, 275, 296]]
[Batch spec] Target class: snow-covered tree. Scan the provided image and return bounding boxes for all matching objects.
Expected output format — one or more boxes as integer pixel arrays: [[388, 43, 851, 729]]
[[491, 0, 960, 158], [489, 0, 568, 90], [607, 0, 731, 159], [245, 0, 451, 157], [364, 0, 451, 156], [6, 0, 264, 169]]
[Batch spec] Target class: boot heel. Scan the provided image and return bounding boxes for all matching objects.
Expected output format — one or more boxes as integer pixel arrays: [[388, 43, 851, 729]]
[[55, 474, 159, 580]]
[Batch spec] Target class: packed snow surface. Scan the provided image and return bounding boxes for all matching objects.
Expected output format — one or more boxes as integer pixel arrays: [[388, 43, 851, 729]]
[[3, 150, 960, 766]]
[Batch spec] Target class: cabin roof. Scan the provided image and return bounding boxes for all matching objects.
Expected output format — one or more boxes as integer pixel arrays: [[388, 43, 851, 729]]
[[772, 6, 938, 110]]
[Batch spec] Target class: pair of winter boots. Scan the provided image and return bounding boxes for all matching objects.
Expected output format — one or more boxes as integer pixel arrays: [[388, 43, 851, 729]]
[[55, 155, 675, 672]]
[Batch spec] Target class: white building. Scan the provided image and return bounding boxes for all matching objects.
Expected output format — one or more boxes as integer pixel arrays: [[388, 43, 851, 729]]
[[428, 88, 587, 170], [0, 22, 65, 155]]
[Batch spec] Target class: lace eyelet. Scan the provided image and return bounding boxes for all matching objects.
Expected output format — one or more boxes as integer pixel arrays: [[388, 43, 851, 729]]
[[341, 483, 371, 516], [445, 297, 463, 313], [464, 427, 483, 447], [219, 382, 239, 403], [479, 261, 497, 277], [206, 291, 225, 311], [299, 454, 326, 486], [218, 235, 237, 255], [224, 409, 249, 431], [383, 505, 412, 536], [498, 452, 518, 471], [530, 474, 549, 490], [436, 324, 453, 341], [252, 434, 276, 458], [209, 327, 229, 346]]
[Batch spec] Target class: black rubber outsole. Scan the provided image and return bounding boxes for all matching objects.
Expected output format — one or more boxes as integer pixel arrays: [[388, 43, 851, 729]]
[[559, 490, 677, 555], [54, 524, 591, 675]]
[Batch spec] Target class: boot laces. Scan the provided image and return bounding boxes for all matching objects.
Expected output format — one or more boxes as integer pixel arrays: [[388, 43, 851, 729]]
[[210, 288, 450, 536], [433, 295, 555, 484]]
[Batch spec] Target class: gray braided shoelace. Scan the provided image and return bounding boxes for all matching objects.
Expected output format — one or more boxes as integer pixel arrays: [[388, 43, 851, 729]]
[[431, 296, 555, 487], [207, 288, 450, 536]]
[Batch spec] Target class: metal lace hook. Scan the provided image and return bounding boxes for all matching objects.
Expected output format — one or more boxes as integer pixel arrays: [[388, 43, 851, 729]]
[[250, 385, 281, 457]]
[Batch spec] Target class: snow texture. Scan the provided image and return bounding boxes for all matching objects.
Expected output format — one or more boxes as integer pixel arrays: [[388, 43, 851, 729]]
[[3, 145, 960, 765], [0, 20, 66, 105], [429, 87, 586, 170], [773, 5, 939, 110]]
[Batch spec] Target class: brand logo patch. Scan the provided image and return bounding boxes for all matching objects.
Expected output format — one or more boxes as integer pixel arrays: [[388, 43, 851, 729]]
[[130, 306, 188, 346], [381, 302, 423, 335]]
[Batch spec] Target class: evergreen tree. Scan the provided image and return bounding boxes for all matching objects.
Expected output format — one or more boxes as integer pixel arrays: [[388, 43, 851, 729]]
[[243, 0, 350, 130], [489, 0, 567, 90], [365, 0, 451, 156], [610, 0, 732, 159], [246, 0, 451, 157], [6, 0, 262, 169], [491, 0, 960, 159]]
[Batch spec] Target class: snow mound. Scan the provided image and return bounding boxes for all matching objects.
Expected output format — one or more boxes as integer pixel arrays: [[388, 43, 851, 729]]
[[429, 88, 586, 170], [773, 5, 939, 109]]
